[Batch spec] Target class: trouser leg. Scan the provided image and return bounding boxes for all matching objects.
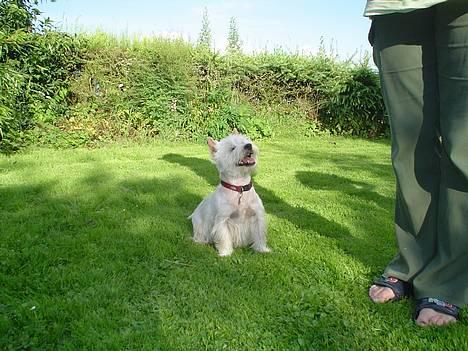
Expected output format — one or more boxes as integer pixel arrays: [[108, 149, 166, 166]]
[[372, 9, 441, 282], [412, 0, 468, 308]]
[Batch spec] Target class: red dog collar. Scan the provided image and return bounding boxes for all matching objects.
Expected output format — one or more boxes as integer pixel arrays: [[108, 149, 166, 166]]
[[221, 180, 252, 193]]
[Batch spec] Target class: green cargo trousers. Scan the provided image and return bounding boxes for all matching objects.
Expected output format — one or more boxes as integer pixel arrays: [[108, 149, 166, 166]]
[[370, 0, 468, 308]]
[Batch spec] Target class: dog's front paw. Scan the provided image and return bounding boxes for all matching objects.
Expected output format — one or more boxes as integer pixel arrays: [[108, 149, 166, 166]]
[[254, 246, 271, 253], [218, 249, 233, 257]]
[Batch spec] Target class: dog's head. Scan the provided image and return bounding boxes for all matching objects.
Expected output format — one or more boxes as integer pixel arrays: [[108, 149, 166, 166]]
[[207, 134, 259, 177]]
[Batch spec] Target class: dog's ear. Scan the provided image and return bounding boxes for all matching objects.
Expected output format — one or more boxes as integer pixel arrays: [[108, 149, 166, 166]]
[[207, 137, 217, 158], [232, 128, 239, 134]]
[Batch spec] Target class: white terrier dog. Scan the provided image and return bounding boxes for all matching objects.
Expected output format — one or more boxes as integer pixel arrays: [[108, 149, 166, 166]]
[[189, 134, 270, 256]]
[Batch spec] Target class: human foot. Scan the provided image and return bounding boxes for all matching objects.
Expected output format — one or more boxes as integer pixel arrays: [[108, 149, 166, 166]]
[[369, 276, 411, 303], [369, 285, 396, 303], [414, 298, 459, 327]]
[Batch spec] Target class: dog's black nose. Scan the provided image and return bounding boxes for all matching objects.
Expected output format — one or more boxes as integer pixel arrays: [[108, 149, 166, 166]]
[[244, 143, 252, 151]]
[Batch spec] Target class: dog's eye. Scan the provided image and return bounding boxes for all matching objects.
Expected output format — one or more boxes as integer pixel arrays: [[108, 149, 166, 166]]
[[231, 146, 236, 151]]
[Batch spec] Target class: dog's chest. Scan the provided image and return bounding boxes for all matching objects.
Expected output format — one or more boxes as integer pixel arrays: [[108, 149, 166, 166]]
[[230, 206, 256, 220]]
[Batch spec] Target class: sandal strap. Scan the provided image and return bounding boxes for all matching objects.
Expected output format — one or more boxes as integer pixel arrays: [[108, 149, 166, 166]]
[[414, 298, 460, 320], [373, 276, 411, 301]]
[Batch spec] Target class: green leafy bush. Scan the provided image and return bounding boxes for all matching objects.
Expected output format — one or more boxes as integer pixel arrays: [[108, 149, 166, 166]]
[[1, 2, 387, 153], [217, 52, 387, 137], [319, 61, 387, 137], [0, 0, 84, 153]]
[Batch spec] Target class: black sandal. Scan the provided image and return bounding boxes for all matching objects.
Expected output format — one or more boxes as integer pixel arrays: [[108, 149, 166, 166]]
[[371, 276, 412, 302], [414, 298, 460, 321]]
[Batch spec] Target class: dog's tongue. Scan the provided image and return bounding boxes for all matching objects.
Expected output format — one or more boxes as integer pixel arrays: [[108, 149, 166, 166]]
[[238, 157, 256, 166]]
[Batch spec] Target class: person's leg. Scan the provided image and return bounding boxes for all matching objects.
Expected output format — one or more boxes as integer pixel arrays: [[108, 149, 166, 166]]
[[411, 0, 468, 326], [370, 9, 440, 302]]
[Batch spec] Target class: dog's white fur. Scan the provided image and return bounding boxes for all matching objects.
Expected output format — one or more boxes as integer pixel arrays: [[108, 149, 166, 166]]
[[189, 134, 270, 256]]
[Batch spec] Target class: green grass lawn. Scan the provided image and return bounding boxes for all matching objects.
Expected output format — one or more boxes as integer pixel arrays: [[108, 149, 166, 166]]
[[1, 136, 466, 350]]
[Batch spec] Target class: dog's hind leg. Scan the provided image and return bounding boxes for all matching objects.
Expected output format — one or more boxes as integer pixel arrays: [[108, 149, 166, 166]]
[[190, 211, 210, 244]]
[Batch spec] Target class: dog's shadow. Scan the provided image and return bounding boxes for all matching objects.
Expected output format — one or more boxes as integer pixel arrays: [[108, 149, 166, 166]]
[[162, 153, 396, 269], [163, 154, 219, 187], [162, 154, 349, 237]]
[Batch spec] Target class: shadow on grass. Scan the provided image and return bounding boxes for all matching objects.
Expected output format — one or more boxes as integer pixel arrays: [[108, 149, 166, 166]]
[[296, 170, 396, 267], [162, 154, 348, 231], [1, 152, 466, 350], [267, 141, 393, 180], [296, 170, 393, 212], [162, 153, 397, 270], [0, 178, 180, 349], [2, 161, 349, 350]]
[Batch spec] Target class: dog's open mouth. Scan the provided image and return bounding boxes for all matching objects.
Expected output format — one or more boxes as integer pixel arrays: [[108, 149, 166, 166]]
[[238, 153, 256, 166]]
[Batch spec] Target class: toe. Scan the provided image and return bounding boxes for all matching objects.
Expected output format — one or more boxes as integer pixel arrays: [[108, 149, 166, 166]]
[[369, 286, 395, 303], [430, 315, 442, 326], [416, 308, 457, 327], [416, 319, 428, 327], [438, 315, 456, 326]]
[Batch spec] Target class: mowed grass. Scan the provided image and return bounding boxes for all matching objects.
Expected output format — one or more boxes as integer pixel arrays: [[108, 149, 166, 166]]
[[1, 136, 466, 350]]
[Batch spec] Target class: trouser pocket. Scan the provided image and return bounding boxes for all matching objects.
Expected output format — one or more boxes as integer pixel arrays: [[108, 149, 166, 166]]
[[368, 20, 375, 46]]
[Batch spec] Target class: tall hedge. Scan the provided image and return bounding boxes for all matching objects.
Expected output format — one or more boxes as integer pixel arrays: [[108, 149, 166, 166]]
[[0, 0, 84, 153], [0, 1, 387, 153]]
